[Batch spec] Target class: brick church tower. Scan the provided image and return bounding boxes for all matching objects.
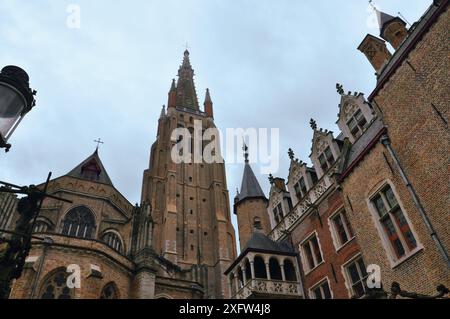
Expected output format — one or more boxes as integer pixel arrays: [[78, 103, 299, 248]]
[[140, 50, 237, 299]]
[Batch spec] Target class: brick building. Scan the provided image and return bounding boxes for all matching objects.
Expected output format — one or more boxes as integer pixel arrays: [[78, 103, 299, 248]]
[[339, 1, 450, 295], [228, 0, 449, 299]]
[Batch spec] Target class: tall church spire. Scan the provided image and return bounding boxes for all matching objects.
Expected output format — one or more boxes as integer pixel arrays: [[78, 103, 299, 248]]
[[176, 50, 200, 110]]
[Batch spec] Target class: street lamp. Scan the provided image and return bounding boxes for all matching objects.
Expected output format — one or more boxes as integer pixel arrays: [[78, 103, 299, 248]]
[[0, 65, 36, 152]]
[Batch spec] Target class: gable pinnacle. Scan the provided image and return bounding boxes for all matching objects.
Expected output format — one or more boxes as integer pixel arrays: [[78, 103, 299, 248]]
[[288, 148, 295, 161], [336, 83, 344, 95], [205, 88, 212, 103], [310, 119, 318, 130]]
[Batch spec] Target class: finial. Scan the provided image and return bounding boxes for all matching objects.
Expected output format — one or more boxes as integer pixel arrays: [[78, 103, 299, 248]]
[[310, 119, 318, 130], [243, 141, 249, 163], [160, 105, 166, 118], [336, 83, 344, 95], [205, 88, 212, 103], [94, 138, 104, 151], [171, 78, 176, 90], [268, 174, 274, 184], [288, 148, 295, 160]]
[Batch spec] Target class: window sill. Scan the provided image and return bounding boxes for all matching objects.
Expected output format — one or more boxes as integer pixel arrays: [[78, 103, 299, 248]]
[[390, 246, 424, 269], [304, 261, 325, 276], [335, 237, 357, 253]]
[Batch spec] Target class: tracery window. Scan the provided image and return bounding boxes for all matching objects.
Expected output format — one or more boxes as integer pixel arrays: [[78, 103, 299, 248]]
[[61, 206, 96, 239], [100, 282, 119, 299], [40, 270, 74, 299], [102, 231, 124, 254]]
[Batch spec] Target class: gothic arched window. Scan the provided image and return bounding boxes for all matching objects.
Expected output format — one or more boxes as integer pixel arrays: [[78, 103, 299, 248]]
[[61, 206, 96, 239], [102, 231, 124, 254], [100, 282, 119, 299], [33, 220, 50, 233], [40, 269, 74, 299]]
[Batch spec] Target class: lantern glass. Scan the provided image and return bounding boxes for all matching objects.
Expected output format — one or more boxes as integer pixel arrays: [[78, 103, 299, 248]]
[[0, 83, 26, 140]]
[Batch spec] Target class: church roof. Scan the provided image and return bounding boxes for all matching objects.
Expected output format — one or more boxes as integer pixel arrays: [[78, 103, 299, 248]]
[[237, 162, 266, 203], [66, 149, 114, 186]]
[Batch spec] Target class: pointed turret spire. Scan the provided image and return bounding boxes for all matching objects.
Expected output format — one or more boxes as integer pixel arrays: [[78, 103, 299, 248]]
[[176, 50, 200, 110], [236, 143, 266, 202], [160, 105, 166, 118], [375, 8, 397, 30], [168, 79, 177, 108], [371, 4, 408, 49], [204, 88, 214, 118]]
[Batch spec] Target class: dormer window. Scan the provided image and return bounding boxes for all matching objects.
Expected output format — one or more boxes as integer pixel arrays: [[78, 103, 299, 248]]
[[273, 203, 283, 224], [81, 161, 101, 181], [319, 147, 335, 172], [294, 177, 308, 200], [347, 110, 368, 139]]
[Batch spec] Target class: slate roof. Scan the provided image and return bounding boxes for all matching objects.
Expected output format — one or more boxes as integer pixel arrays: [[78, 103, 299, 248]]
[[238, 163, 266, 202], [225, 231, 296, 274], [243, 231, 295, 254], [376, 9, 397, 31], [66, 149, 113, 186]]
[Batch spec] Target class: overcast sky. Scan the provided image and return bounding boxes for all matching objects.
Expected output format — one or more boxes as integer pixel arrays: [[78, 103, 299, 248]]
[[1, 0, 430, 237]]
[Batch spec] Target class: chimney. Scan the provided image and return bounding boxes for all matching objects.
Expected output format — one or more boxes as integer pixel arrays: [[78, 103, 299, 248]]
[[358, 34, 392, 74]]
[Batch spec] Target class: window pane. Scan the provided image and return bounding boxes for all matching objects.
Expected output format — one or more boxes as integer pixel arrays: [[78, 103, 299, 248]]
[[384, 187, 398, 208], [325, 147, 334, 163], [303, 243, 315, 270], [299, 178, 307, 196], [355, 110, 368, 129], [352, 282, 365, 298], [393, 209, 417, 250], [333, 214, 349, 245], [373, 195, 387, 217], [313, 287, 322, 299], [382, 218, 406, 258], [319, 154, 328, 171], [347, 118, 357, 131], [311, 237, 323, 263], [357, 259, 367, 277], [322, 282, 332, 299], [347, 263, 360, 284]]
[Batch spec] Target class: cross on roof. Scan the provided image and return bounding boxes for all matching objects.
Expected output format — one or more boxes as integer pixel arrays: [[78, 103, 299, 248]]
[[94, 138, 104, 150]]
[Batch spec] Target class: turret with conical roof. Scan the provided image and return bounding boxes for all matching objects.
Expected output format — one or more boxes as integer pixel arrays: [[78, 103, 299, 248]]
[[375, 8, 408, 49], [234, 143, 271, 250]]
